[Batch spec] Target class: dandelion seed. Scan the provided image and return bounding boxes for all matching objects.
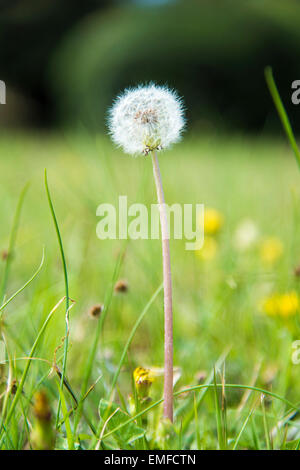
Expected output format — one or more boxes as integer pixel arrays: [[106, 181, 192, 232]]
[[108, 84, 185, 156]]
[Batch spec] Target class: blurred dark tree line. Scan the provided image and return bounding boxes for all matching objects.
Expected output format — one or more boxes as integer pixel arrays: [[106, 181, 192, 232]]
[[1, 0, 300, 134], [0, 0, 112, 125]]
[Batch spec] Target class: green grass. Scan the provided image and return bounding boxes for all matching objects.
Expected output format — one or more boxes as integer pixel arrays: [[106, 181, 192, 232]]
[[1, 130, 300, 449]]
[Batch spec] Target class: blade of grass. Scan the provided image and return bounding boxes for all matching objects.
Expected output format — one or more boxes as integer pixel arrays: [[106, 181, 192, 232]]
[[1, 423, 15, 449], [261, 394, 271, 450], [101, 383, 300, 442], [181, 348, 230, 433], [108, 282, 163, 400], [0, 332, 13, 425], [220, 364, 227, 449], [213, 368, 224, 450], [116, 385, 128, 414], [92, 283, 163, 452], [44, 169, 70, 428], [193, 392, 201, 450], [178, 419, 183, 450], [0, 248, 45, 318], [236, 360, 261, 420], [265, 66, 300, 169], [251, 414, 260, 450], [74, 248, 125, 433], [56, 368, 100, 436], [233, 406, 255, 450], [56, 381, 74, 450], [0, 296, 66, 447], [95, 406, 120, 451], [19, 395, 32, 450], [0, 183, 29, 304]]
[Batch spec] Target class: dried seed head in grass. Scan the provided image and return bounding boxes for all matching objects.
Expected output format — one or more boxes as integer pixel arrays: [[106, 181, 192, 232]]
[[1, 250, 8, 261], [11, 379, 17, 395], [195, 370, 207, 384], [31, 390, 55, 450], [114, 279, 129, 294], [88, 303, 104, 319], [294, 264, 300, 277]]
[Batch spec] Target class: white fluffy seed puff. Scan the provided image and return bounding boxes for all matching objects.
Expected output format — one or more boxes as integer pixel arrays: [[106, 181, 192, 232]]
[[108, 84, 185, 156]]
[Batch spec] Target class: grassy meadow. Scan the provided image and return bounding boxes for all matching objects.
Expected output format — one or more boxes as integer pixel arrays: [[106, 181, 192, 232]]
[[1, 131, 300, 449]]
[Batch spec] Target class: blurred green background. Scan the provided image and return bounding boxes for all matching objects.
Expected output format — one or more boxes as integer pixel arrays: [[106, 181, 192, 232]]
[[1, 0, 300, 134]]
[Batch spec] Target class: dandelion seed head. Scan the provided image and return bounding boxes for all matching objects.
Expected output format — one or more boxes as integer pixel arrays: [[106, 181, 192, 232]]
[[108, 84, 185, 155]]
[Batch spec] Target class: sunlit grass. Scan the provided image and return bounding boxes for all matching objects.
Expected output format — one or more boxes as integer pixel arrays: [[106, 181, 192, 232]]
[[1, 131, 300, 449]]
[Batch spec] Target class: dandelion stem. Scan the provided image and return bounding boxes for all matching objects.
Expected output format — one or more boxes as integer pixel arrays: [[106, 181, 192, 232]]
[[151, 150, 173, 422]]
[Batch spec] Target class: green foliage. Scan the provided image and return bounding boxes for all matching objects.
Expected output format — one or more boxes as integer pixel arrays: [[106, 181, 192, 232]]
[[98, 399, 145, 448], [1, 131, 300, 449]]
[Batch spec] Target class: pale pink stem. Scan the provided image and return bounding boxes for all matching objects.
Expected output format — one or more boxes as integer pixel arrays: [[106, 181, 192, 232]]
[[151, 150, 173, 422]]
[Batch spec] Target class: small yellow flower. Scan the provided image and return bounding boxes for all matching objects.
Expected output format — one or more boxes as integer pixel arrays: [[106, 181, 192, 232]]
[[203, 208, 224, 236], [196, 236, 218, 261], [260, 237, 283, 265], [133, 367, 153, 398], [262, 291, 299, 318], [262, 294, 280, 316], [279, 291, 299, 317]]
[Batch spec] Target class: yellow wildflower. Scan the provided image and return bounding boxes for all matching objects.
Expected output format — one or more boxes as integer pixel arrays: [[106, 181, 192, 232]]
[[262, 291, 299, 318], [279, 291, 299, 317], [262, 294, 280, 316], [260, 237, 283, 264], [203, 208, 224, 236], [133, 367, 153, 398]]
